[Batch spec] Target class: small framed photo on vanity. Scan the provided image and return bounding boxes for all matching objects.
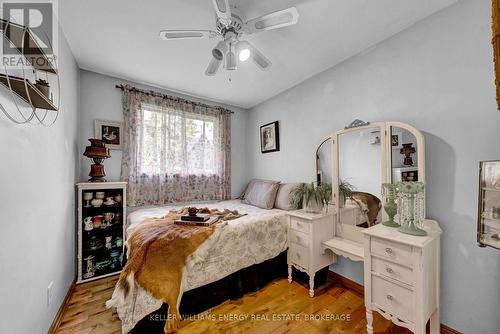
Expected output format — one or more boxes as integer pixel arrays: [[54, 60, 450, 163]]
[[260, 121, 280, 153], [95, 119, 123, 150]]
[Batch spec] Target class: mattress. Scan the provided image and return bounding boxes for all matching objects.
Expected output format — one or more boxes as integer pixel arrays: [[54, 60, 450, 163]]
[[115, 200, 288, 332]]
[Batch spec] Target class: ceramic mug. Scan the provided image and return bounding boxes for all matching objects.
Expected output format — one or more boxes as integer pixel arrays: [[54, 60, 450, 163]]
[[93, 215, 103, 229], [103, 212, 115, 223], [84, 217, 93, 231]]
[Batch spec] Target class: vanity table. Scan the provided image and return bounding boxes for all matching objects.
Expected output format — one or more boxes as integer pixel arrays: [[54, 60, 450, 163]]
[[286, 210, 335, 297], [313, 120, 441, 333]]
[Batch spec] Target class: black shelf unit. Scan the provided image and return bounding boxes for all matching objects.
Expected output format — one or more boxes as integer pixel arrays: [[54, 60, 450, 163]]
[[76, 182, 127, 283]]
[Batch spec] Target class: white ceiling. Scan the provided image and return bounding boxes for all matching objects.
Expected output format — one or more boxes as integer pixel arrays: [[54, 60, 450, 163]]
[[59, 0, 457, 109]]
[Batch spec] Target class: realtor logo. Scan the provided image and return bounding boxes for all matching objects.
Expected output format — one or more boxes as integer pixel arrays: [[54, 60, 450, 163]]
[[1, 1, 58, 71]]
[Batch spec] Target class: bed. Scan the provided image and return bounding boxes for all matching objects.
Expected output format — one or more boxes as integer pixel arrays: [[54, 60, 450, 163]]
[[112, 199, 289, 333]]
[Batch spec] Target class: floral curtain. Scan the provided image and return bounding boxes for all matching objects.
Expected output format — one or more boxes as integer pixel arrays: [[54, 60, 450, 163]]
[[120, 85, 231, 206]]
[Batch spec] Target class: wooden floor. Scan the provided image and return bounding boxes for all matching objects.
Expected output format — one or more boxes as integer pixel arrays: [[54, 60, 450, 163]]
[[55, 275, 410, 334]]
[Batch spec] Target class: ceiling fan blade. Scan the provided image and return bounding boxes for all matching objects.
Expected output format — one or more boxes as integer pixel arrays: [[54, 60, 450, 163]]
[[211, 0, 232, 21], [159, 30, 216, 40], [205, 57, 222, 76], [245, 7, 299, 34], [246, 42, 272, 70]]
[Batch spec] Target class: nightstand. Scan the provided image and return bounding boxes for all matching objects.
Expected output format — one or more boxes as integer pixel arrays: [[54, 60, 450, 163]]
[[286, 210, 335, 297]]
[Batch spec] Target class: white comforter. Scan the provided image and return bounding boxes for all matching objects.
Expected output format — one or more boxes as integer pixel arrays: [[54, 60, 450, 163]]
[[114, 200, 288, 333]]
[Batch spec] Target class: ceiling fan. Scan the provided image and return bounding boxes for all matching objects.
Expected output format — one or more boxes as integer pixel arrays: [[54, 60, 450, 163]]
[[159, 0, 299, 76]]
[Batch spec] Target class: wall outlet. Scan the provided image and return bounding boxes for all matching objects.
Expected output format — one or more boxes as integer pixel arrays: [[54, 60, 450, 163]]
[[47, 281, 53, 306]]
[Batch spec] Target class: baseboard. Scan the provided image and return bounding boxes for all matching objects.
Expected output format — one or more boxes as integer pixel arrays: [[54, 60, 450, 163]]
[[47, 279, 76, 334], [327, 270, 364, 295], [327, 270, 462, 334], [440, 324, 462, 334]]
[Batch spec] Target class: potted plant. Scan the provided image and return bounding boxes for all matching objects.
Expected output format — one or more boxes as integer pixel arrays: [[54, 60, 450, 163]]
[[290, 182, 332, 213], [339, 179, 355, 207]]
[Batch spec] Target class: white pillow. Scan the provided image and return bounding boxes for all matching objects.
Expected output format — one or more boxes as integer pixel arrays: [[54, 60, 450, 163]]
[[274, 183, 304, 210], [243, 179, 280, 209]]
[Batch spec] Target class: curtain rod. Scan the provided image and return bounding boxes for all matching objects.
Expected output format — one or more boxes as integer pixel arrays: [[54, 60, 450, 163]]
[[115, 84, 234, 114]]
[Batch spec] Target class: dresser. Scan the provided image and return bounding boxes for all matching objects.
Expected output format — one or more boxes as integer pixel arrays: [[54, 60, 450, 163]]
[[286, 210, 335, 297], [362, 220, 441, 334]]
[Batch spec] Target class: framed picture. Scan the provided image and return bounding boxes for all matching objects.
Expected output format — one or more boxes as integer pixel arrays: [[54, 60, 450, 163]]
[[260, 121, 280, 153], [94, 120, 123, 150], [391, 130, 403, 149]]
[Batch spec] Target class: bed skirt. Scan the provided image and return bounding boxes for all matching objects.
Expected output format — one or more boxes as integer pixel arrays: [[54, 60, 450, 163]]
[[129, 251, 329, 333]]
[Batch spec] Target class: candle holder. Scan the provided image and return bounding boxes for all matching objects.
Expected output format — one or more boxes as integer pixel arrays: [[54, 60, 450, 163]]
[[396, 182, 427, 236], [382, 183, 399, 227]]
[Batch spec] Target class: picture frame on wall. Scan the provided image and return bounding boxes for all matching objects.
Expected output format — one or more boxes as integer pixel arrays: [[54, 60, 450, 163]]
[[94, 120, 123, 150], [391, 130, 403, 149], [260, 121, 280, 153]]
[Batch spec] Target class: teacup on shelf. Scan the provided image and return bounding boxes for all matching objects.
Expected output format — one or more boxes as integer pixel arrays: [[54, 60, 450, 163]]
[[104, 197, 116, 206]]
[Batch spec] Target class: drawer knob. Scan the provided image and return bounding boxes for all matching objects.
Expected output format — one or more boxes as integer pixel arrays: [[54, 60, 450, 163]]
[[385, 247, 393, 254], [386, 294, 393, 301], [386, 267, 394, 274]]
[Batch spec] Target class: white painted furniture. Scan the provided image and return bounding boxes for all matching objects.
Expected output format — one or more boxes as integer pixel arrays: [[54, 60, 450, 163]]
[[286, 210, 335, 297], [76, 182, 127, 284], [362, 221, 441, 334]]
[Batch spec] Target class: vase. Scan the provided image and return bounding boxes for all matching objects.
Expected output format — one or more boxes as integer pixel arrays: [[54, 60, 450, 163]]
[[382, 183, 399, 227], [304, 198, 323, 213]]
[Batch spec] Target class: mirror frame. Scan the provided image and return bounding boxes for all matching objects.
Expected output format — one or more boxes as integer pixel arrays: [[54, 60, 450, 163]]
[[386, 121, 426, 216]]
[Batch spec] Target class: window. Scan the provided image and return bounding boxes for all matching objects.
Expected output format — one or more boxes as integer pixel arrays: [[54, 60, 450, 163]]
[[139, 104, 219, 177]]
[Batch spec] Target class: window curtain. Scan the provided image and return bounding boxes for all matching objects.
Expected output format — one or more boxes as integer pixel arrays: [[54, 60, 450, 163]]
[[120, 85, 231, 206]]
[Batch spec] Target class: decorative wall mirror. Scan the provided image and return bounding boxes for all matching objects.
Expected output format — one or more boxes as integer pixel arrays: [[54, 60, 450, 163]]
[[320, 120, 425, 262]]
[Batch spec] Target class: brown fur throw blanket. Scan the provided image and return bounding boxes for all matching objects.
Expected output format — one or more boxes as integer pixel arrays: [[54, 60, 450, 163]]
[[109, 207, 244, 333]]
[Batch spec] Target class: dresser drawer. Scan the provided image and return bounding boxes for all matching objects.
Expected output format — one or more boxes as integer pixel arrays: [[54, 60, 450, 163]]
[[290, 217, 310, 234], [370, 237, 412, 267], [289, 242, 309, 270], [290, 229, 310, 247], [372, 257, 413, 286], [371, 275, 414, 322]]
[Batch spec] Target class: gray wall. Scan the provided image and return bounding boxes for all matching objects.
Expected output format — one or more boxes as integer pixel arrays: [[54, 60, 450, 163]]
[[79, 70, 248, 198], [246, 0, 500, 332], [0, 30, 80, 333]]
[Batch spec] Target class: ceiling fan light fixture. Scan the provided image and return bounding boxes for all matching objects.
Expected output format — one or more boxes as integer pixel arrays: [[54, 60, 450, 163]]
[[239, 48, 250, 61], [235, 40, 250, 62], [212, 40, 228, 61]]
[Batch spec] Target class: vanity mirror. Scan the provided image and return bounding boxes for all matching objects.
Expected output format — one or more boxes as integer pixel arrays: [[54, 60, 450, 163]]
[[320, 120, 426, 261]]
